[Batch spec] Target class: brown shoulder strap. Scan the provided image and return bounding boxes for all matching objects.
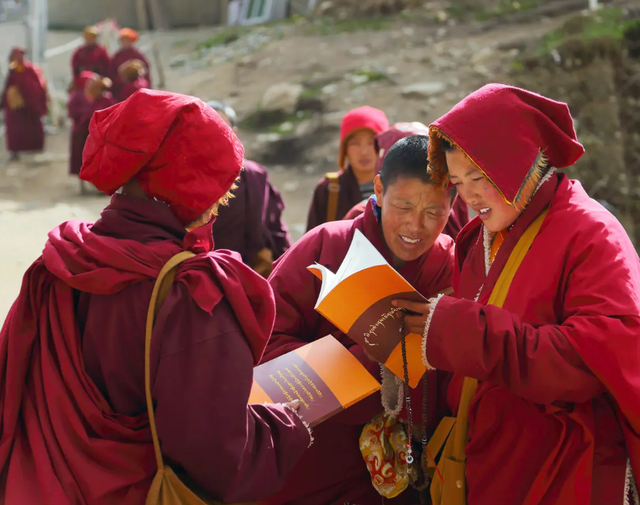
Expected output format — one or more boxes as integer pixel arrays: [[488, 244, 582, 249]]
[[325, 172, 340, 223], [144, 251, 196, 471]]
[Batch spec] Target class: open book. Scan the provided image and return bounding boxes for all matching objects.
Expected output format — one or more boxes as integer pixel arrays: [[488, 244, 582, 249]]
[[249, 335, 381, 427], [308, 229, 427, 388]]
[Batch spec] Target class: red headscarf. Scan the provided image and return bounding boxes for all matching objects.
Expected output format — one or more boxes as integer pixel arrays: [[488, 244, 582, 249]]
[[428, 83, 585, 209], [80, 89, 244, 225], [374, 121, 430, 174], [338, 106, 389, 170]]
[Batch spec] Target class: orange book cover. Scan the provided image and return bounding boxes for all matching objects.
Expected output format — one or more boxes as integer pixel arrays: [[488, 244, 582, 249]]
[[249, 335, 381, 427], [307, 229, 427, 388]]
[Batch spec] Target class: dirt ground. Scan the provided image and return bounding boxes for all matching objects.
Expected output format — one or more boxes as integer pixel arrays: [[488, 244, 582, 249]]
[[0, 9, 577, 320]]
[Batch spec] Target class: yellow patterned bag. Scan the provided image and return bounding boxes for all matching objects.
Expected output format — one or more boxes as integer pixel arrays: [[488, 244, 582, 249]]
[[359, 413, 417, 498]]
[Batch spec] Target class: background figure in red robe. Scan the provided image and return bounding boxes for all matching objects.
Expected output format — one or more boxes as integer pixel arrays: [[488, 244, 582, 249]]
[[0, 89, 311, 505], [115, 59, 150, 102], [209, 101, 292, 277], [69, 73, 116, 194], [67, 71, 92, 177], [262, 135, 456, 505], [394, 83, 640, 505], [110, 28, 152, 98], [343, 121, 470, 239], [71, 26, 110, 80], [0, 47, 48, 160], [306, 106, 389, 231]]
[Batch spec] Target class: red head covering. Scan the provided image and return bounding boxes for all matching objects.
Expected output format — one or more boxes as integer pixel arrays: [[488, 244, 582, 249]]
[[9, 46, 26, 63], [374, 121, 430, 174], [119, 28, 139, 42], [80, 89, 244, 225], [428, 83, 585, 208], [338, 106, 389, 170]]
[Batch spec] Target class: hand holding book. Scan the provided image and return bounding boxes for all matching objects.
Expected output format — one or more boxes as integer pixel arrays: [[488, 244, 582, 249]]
[[392, 286, 453, 336]]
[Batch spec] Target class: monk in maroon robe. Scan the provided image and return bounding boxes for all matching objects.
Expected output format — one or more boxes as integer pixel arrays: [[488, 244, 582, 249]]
[[0, 89, 311, 505], [110, 28, 152, 97], [71, 26, 110, 79], [394, 84, 640, 505], [262, 135, 456, 505], [209, 102, 291, 277], [306, 106, 389, 231], [69, 73, 116, 194], [0, 47, 48, 159], [344, 121, 470, 239], [115, 59, 150, 102]]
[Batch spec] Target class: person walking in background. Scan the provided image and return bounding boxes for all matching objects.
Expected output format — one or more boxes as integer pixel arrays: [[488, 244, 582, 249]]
[[110, 28, 152, 97], [306, 106, 389, 231], [115, 59, 150, 102], [68, 73, 115, 194], [208, 101, 292, 277], [71, 26, 110, 81], [0, 47, 48, 161], [344, 121, 470, 239]]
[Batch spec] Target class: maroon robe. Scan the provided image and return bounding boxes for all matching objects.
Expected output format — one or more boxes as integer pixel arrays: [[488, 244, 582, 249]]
[[117, 77, 150, 102], [110, 47, 152, 95], [427, 174, 640, 504], [344, 196, 470, 240], [71, 44, 110, 78], [306, 166, 364, 232], [0, 194, 310, 504], [1, 62, 47, 153], [262, 199, 455, 505], [67, 93, 115, 175], [213, 159, 291, 267]]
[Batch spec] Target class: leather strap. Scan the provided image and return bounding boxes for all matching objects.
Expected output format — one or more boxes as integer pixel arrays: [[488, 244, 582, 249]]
[[325, 172, 340, 223], [144, 251, 196, 471]]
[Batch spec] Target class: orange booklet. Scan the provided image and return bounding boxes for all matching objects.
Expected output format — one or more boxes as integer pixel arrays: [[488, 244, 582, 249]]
[[307, 229, 427, 388], [249, 335, 381, 427]]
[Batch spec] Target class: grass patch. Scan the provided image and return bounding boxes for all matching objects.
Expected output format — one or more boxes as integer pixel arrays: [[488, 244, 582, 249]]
[[172, 39, 190, 48], [304, 16, 391, 36], [266, 111, 313, 134], [351, 68, 391, 85], [195, 27, 247, 51], [300, 87, 322, 99], [536, 7, 637, 56], [446, 0, 547, 22]]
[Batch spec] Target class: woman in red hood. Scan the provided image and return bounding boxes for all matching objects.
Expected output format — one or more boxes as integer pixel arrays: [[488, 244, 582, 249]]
[[394, 84, 640, 505], [344, 121, 470, 239], [0, 89, 311, 505], [306, 105, 389, 231]]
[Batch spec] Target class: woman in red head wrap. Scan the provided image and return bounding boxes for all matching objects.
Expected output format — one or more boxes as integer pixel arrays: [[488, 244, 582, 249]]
[[306, 105, 389, 231], [0, 89, 312, 505], [393, 83, 640, 505], [1, 47, 48, 159]]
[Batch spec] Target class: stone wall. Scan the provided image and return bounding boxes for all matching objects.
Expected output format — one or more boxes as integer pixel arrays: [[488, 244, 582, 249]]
[[507, 39, 640, 244]]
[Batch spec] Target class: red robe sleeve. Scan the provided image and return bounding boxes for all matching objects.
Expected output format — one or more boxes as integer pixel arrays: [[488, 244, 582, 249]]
[[426, 218, 637, 405], [427, 297, 605, 404], [151, 283, 310, 502]]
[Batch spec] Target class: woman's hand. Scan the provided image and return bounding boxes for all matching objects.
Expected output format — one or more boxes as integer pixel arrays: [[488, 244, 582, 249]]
[[392, 299, 432, 335]]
